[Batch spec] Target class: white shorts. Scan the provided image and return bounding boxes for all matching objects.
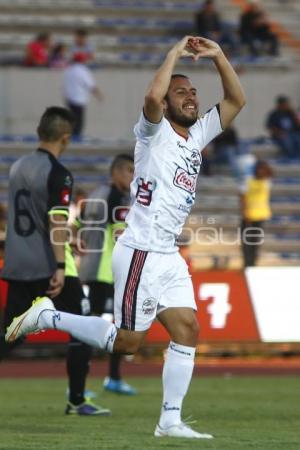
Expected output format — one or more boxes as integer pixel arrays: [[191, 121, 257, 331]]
[[112, 242, 197, 331]]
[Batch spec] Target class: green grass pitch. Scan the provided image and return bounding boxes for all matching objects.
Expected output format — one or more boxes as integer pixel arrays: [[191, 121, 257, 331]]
[[0, 376, 299, 450]]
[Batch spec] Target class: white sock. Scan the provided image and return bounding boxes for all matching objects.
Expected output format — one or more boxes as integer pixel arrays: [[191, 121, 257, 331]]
[[38, 310, 117, 353], [159, 341, 195, 428]]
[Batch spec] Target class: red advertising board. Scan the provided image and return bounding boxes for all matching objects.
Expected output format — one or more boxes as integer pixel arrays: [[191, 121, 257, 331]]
[[146, 270, 260, 343]]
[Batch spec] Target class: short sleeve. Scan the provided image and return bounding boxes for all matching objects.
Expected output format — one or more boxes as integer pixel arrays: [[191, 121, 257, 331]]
[[134, 110, 164, 139], [197, 105, 223, 148], [47, 164, 73, 217]]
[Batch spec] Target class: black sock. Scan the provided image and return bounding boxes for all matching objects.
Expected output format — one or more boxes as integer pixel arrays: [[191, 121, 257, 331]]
[[66, 338, 92, 405], [109, 353, 122, 381]]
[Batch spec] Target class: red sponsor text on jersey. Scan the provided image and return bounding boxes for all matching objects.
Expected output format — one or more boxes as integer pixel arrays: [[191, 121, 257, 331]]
[[173, 167, 197, 194]]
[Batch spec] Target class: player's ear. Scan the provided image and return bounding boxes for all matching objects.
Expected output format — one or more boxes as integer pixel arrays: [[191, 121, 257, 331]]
[[62, 133, 71, 146]]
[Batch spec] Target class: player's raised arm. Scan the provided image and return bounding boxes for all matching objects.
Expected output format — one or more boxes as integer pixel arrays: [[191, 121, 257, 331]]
[[144, 36, 199, 123], [190, 37, 246, 129]]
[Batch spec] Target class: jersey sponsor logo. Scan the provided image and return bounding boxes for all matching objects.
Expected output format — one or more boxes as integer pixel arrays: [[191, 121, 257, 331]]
[[178, 203, 191, 213], [173, 167, 197, 194], [186, 195, 194, 205], [61, 189, 70, 205], [136, 177, 155, 207], [177, 143, 202, 175], [64, 175, 72, 187]]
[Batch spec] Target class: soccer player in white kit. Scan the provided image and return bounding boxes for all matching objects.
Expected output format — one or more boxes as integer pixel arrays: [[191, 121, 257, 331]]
[[6, 36, 245, 439]]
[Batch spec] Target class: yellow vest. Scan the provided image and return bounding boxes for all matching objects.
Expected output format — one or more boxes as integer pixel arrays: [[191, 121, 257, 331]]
[[244, 178, 271, 221]]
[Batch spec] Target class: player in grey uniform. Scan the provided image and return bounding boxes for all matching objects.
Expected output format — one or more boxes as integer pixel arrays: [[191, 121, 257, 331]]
[[1, 107, 110, 416]]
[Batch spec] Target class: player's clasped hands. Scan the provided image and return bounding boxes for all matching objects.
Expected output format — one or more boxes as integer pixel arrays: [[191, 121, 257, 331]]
[[174, 36, 222, 61]]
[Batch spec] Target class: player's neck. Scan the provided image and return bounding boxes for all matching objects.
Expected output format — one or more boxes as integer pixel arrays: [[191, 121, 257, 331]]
[[39, 141, 64, 159], [168, 120, 189, 140]]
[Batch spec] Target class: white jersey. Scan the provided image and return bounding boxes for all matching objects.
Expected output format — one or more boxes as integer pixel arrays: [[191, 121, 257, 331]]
[[119, 106, 222, 253]]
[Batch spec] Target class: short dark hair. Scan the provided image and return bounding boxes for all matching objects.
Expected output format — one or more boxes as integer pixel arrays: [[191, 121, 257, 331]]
[[276, 95, 289, 105], [37, 107, 75, 142], [37, 32, 50, 42], [75, 28, 88, 37], [171, 74, 189, 81], [110, 154, 134, 174]]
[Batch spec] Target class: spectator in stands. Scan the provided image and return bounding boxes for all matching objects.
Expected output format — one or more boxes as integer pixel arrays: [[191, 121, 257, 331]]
[[211, 126, 254, 178], [62, 53, 103, 138], [195, 0, 238, 56], [49, 43, 68, 69], [239, 0, 279, 57], [239, 160, 273, 267], [70, 29, 95, 63], [24, 33, 52, 67], [212, 126, 239, 165], [266, 95, 300, 159]]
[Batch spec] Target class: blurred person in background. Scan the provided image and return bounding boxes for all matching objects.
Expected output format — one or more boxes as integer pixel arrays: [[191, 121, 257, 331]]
[[70, 29, 95, 63], [266, 95, 300, 159], [239, 160, 273, 267], [195, 0, 238, 57], [24, 32, 52, 67], [211, 125, 254, 178], [0, 202, 6, 233], [49, 43, 68, 69], [68, 187, 87, 226], [212, 125, 239, 165], [1, 107, 110, 416], [63, 53, 103, 138], [239, 0, 279, 56], [79, 154, 136, 395], [0, 203, 7, 261]]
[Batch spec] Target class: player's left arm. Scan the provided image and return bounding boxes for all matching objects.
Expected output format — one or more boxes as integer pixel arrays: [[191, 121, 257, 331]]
[[46, 167, 73, 297], [214, 51, 246, 129], [190, 37, 246, 129]]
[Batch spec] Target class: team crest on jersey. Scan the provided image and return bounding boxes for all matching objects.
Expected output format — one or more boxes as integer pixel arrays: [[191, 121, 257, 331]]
[[142, 298, 156, 315], [136, 177, 156, 207], [173, 144, 202, 194]]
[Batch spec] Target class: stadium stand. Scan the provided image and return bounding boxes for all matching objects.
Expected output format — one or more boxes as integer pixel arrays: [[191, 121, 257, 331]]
[[0, 0, 299, 66], [0, 0, 299, 268]]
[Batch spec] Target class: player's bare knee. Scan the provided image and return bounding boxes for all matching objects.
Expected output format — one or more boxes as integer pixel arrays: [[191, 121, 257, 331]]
[[174, 317, 199, 346], [113, 329, 144, 354]]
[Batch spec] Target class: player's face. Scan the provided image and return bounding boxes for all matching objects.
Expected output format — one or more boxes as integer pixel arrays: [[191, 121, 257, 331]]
[[115, 161, 134, 192], [165, 77, 199, 128]]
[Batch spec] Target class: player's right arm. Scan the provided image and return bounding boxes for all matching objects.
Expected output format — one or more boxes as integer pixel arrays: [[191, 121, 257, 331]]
[[144, 36, 198, 123], [48, 213, 68, 297]]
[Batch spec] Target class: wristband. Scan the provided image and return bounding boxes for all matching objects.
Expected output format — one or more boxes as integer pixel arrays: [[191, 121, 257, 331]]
[[57, 262, 65, 270]]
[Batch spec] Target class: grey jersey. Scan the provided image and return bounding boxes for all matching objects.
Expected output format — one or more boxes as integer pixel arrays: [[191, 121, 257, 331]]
[[2, 148, 73, 281]]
